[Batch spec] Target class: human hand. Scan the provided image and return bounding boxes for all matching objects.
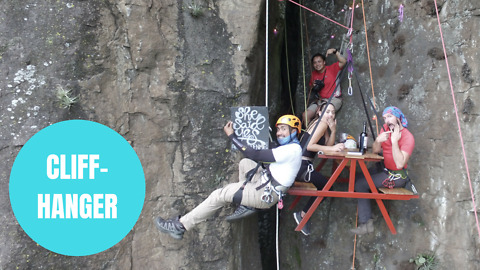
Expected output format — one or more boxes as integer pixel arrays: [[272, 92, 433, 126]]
[[326, 48, 337, 56], [223, 121, 234, 136], [376, 131, 391, 143], [327, 118, 337, 132], [390, 122, 402, 143], [332, 143, 346, 152]]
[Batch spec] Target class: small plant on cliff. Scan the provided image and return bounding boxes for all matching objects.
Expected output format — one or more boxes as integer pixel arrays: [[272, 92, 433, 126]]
[[410, 253, 437, 270], [55, 85, 77, 109], [188, 2, 203, 17]]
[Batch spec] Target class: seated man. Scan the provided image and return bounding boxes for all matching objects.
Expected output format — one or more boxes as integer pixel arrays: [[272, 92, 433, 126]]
[[155, 115, 302, 240], [351, 106, 415, 235], [302, 48, 347, 125]]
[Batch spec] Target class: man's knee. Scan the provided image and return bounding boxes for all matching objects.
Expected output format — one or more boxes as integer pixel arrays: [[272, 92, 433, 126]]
[[239, 158, 256, 168]]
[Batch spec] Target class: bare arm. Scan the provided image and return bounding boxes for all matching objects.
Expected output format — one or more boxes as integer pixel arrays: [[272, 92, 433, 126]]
[[325, 118, 337, 146], [326, 48, 347, 69], [390, 123, 410, 169], [372, 132, 389, 154], [306, 120, 345, 152]]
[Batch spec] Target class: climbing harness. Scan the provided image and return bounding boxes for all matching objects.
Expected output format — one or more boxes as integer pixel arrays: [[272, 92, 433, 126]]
[[256, 170, 288, 209], [381, 169, 407, 189], [232, 162, 262, 205]]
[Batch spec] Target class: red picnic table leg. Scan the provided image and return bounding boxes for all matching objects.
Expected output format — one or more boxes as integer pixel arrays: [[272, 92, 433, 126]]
[[295, 158, 349, 231], [348, 159, 356, 192], [358, 161, 397, 234]]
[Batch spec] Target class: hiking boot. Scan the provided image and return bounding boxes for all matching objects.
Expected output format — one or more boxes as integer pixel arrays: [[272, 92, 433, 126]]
[[155, 216, 186, 240], [293, 211, 311, 236], [351, 219, 374, 235], [226, 205, 257, 222]]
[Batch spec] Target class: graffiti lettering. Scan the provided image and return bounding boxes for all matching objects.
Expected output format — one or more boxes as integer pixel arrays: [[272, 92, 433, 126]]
[[231, 107, 268, 150]]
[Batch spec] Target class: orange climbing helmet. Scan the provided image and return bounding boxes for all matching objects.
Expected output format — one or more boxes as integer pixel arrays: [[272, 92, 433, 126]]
[[276, 115, 301, 134]]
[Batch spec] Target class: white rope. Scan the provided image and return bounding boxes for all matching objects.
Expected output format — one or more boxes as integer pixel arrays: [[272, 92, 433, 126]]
[[265, 0, 269, 108], [276, 204, 280, 270], [265, 1, 280, 268]]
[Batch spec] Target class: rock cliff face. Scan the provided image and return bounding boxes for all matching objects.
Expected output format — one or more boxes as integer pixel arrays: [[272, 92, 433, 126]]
[[0, 0, 479, 269]]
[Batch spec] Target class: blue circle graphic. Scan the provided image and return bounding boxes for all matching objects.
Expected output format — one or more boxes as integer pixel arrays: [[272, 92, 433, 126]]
[[9, 120, 145, 256]]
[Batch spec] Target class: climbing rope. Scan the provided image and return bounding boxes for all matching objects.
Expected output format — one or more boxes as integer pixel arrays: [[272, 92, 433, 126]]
[[287, 0, 349, 30], [266, 0, 269, 108], [348, 0, 356, 45], [276, 204, 280, 270], [299, 1, 309, 127], [302, 1, 312, 74], [284, 20, 295, 115], [433, 0, 480, 239], [352, 208, 359, 270], [361, 0, 379, 134]]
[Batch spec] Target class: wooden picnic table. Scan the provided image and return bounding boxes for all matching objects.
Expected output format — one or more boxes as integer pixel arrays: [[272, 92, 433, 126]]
[[288, 150, 419, 235]]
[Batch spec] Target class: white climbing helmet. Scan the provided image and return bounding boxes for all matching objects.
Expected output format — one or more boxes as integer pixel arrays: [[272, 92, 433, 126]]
[[344, 134, 357, 149]]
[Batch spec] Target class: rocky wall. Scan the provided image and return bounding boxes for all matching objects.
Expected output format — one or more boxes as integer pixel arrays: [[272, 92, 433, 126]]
[[0, 0, 267, 269]]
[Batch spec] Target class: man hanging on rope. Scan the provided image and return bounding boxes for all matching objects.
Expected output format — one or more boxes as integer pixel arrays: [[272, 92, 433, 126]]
[[303, 48, 347, 125], [155, 115, 302, 240], [351, 106, 415, 235]]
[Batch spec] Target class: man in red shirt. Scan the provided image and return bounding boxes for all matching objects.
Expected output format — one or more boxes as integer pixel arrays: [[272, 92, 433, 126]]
[[302, 48, 347, 125], [351, 106, 415, 235]]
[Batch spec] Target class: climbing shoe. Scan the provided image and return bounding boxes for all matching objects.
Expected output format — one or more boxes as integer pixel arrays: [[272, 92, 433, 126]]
[[293, 211, 311, 236], [226, 205, 257, 222], [155, 216, 186, 240]]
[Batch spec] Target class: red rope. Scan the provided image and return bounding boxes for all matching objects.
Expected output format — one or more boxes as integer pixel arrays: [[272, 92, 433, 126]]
[[434, 0, 480, 239], [287, 0, 349, 30]]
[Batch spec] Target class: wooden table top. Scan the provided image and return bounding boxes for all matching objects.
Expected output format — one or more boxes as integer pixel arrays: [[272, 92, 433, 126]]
[[317, 149, 384, 160]]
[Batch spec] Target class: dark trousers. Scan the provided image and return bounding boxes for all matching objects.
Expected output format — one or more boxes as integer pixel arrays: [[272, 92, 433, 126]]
[[354, 169, 409, 224], [296, 160, 329, 213]]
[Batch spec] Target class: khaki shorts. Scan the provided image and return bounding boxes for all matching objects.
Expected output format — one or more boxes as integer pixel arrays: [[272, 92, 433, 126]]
[[307, 97, 343, 112]]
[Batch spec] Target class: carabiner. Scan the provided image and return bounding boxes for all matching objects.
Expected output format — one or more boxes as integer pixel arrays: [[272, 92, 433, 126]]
[[348, 42, 354, 53], [261, 194, 273, 204], [347, 72, 353, 96], [347, 28, 353, 37]]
